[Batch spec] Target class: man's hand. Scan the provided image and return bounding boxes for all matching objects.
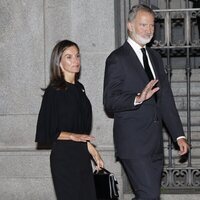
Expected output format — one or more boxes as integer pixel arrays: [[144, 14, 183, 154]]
[[135, 80, 159, 103], [177, 138, 189, 155]]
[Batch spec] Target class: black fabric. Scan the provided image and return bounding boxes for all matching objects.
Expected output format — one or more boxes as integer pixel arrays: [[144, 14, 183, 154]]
[[93, 168, 119, 199], [141, 48, 154, 81], [103, 41, 185, 159], [103, 41, 185, 198], [121, 157, 163, 200], [50, 140, 97, 200], [141, 48, 157, 102], [36, 81, 96, 200], [35, 81, 92, 144]]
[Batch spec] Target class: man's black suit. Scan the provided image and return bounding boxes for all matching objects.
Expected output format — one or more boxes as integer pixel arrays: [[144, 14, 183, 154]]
[[103, 41, 185, 198]]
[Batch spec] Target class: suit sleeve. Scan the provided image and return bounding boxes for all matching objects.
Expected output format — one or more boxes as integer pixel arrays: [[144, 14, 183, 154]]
[[35, 87, 59, 144], [103, 54, 139, 113], [158, 56, 185, 142]]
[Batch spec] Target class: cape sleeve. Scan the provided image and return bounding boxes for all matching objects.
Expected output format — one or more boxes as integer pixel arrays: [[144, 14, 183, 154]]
[[35, 86, 59, 145]]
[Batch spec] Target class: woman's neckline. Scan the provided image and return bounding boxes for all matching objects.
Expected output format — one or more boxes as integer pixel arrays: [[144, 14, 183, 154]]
[[65, 80, 77, 85]]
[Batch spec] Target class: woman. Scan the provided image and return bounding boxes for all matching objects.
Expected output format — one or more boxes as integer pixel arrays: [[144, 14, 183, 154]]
[[35, 40, 104, 200]]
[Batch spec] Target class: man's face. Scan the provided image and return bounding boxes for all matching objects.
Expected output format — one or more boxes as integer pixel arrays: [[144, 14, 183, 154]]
[[128, 10, 154, 46]]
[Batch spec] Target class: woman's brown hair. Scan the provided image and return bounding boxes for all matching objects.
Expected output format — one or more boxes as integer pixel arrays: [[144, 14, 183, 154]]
[[48, 40, 80, 90]]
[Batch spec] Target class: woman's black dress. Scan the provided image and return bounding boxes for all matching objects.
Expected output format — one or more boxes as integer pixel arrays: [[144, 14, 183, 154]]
[[35, 81, 97, 200]]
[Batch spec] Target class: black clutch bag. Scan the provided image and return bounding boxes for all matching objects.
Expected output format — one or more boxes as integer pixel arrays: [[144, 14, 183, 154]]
[[93, 167, 119, 200]]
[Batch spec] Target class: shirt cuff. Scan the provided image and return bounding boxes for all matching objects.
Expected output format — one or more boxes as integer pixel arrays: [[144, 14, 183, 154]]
[[134, 93, 143, 105], [134, 97, 142, 105], [177, 136, 186, 141]]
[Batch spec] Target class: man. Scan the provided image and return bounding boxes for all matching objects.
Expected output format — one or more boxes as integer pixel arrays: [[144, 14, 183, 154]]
[[103, 4, 189, 200]]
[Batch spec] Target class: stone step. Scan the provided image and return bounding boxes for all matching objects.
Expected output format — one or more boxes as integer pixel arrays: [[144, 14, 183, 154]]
[[174, 96, 200, 110], [163, 148, 200, 161], [169, 69, 200, 104], [123, 164, 200, 198], [158, 69, 200, 96], [0, 149, 199, 200], [183, 126, 200, 132], [170, 69, 200, 82], [163, 157, 200, 166], [164, 157, 200, 165], [0, 148, 122, 200], [162, 130, 200, 163], [171, 81, 200, 96], [161, 127, 200, 165], [124, 194, 200, 200], [178, 110, 200, 125], [163, 139, 200, 147], [0, 150, 51, 178], [0, 177, 55, 200], [0, 150, 54, 200], [163, 130, 200, 141]]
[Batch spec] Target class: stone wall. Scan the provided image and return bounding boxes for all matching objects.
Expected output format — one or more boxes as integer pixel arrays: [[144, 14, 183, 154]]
[[0, 0, 118, 199], [1, 0, 199, 199]]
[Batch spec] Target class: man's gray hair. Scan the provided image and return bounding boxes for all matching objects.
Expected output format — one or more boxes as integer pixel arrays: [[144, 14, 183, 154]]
[[128, 4, 155, 22]]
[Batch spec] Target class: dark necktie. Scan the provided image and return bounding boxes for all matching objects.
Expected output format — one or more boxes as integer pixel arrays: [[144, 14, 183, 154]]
[[141, 48, 154, 81], [141, 48, 157, 102]]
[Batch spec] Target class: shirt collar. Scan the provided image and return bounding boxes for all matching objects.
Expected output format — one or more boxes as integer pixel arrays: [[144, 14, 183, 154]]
[[127, 37, 146, 53]]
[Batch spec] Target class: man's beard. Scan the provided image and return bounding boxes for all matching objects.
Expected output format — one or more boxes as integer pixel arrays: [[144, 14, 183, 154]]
[[132, 29, 153, 45]]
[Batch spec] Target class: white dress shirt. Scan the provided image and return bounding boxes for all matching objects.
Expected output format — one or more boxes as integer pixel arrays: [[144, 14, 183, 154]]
[[127, 37, 156, 79]]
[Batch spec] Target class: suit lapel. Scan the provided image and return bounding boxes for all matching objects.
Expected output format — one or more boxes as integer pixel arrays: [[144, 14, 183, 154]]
[[123, 42, 161, 101], [123, 42, 149, 84], [146, 47, 159, 79], [147, 47, 161, 101]]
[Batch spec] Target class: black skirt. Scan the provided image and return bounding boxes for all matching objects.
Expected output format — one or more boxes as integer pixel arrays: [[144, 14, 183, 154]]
[[50, 140, 97, 200]]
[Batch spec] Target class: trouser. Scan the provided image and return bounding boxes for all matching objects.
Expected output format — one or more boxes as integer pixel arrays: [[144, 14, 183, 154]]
[[120, 156, 163, 200]]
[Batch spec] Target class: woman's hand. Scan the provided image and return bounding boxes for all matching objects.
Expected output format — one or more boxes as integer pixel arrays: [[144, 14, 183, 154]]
[[69, 133, 95, 142], [87, 142, 104, 171], [58, 132, 95, 142]]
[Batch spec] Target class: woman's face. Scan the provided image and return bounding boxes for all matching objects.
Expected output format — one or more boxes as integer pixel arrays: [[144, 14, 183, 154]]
[[60, 45, 80, 75]]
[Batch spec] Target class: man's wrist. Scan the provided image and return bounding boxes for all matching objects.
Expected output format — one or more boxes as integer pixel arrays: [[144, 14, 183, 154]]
[[134, 93, 143, 105], [177, 136, 186, 141]]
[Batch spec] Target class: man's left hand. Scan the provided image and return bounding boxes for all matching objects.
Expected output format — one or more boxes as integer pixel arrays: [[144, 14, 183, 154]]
[[177, 138, 189, 155]]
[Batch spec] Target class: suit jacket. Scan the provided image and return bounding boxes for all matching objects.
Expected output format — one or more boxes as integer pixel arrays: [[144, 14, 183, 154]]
[[103, 41, 185, 159]]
